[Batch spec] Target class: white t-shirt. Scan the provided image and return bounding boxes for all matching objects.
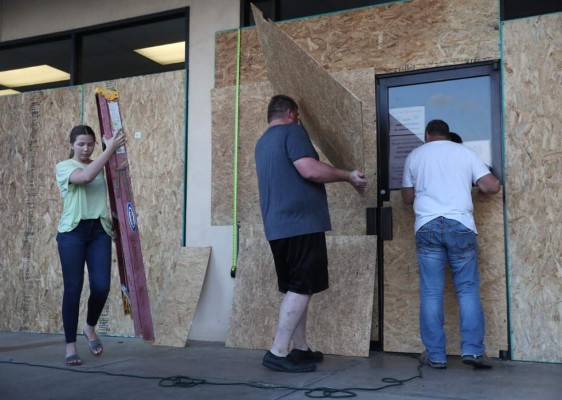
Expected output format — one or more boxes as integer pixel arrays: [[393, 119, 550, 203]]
[[402, 140, 491, 233]]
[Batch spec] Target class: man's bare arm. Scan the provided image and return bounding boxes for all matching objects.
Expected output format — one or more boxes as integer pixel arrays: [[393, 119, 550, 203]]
[[476, 173, 501, 194], [293, 157, 367, 191], [401, 187, 415, 205]]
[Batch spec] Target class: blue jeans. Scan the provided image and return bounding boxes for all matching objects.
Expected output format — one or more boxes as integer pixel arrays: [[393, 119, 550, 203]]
[[57, 219, 112, 343], [415, 217, 485, 362]]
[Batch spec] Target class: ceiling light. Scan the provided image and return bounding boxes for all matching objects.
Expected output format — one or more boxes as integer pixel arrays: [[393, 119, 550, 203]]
[[0, 65, 70, 88], [134, 41, 185, 65], [0, 89, 20, 96]]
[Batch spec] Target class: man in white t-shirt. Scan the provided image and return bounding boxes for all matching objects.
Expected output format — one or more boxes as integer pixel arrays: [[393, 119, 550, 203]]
[[402, 119, 501, 370]]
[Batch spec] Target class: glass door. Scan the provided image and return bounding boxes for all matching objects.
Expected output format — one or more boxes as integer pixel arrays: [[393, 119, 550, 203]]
[[373, 61, 505, 353]]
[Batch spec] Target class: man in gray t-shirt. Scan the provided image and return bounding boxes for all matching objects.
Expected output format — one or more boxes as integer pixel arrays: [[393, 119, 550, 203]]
[[255, 95, 367, 373], [255, 123, 331, 241]]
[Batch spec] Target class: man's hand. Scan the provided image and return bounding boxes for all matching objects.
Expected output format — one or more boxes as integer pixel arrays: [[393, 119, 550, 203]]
[[348, 170, 367, 192]]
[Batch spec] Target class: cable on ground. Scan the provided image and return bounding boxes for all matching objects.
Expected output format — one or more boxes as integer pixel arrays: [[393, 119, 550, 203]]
[[0, 358, 424, 399]]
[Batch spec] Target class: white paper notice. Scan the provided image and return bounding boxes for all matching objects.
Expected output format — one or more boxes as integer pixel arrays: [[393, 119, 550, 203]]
[[108, 101, 123, 135], [389, 106, 425, 141], [108, 101, 125, 154], [388, 106, 425, 188]]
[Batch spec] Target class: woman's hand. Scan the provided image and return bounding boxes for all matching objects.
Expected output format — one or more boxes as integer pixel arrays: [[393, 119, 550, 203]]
[[103, 130, 126, 153]]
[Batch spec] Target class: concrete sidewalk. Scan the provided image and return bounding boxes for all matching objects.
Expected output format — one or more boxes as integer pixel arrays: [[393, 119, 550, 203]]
[[1, 331, 560, 399]]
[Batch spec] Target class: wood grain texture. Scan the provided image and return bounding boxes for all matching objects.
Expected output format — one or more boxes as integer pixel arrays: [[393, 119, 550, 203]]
[[154, 247, 211, 347], [251, 4, 364, 172], [503, 13, 562, 363]]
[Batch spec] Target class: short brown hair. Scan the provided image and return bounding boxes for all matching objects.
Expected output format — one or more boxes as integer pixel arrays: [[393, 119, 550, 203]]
[[425, 119, 449, 137], [267, 95, 298, 123]]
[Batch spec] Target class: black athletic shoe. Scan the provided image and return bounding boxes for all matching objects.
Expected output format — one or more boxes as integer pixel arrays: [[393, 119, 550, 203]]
[[290, 348, 324, 363], [262, 351, 316, 372], [462, 354, 493, 369], [419, 351, 447, 369]]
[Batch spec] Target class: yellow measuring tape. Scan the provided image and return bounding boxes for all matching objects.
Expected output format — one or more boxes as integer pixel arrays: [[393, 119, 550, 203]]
[[231, 28, 242, 278]]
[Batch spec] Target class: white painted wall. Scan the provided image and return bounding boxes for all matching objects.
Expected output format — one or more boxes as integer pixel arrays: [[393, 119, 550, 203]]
[[0, 0, 240, 342]]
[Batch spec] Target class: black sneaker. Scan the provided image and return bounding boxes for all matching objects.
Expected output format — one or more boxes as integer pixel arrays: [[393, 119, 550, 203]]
[[262, 351, 316, 372], [420, 351, 447, 369], [290, 348, 324, 363], [462, 354, 493, 369]]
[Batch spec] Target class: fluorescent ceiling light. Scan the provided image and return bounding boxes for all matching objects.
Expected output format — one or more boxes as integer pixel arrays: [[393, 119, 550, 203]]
[[0, 89, 20, 96], [0, 65, 70, 88], [134, 41, 185, 65]]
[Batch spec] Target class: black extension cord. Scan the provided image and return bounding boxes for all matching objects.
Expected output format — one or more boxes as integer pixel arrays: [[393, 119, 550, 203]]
[[0, 358, 424, 399]]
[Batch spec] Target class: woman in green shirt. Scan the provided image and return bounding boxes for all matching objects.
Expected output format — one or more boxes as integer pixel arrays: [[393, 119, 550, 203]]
[[55, 125, 125, 366]]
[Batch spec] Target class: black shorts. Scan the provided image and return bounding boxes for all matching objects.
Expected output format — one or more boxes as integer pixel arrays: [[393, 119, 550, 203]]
[[269, 232, 329, 295]]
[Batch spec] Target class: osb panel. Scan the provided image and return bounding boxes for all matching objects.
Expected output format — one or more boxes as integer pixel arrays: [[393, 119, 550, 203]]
[[154, 247, 211, 348], [82, 71, 185, 336], [252, 4, 364, 172], [0, 93, 34, 331], [503, 13, 562, 363], [215, 0, 499, 88], [211, 83, 273, 228], [384, 189, 507, 356], [31, 89, 84, 333], [0, 88, 82, 333], [211, 68, 376, 231], [226, 224, 376, 357]]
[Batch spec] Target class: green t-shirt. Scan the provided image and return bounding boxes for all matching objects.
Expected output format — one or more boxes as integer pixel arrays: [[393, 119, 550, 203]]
[[55, 159, 113, 236]]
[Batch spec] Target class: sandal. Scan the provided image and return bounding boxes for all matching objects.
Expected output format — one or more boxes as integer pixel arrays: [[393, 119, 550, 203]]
[[83, 330, 103, 356], [65, 354, 82, 366]]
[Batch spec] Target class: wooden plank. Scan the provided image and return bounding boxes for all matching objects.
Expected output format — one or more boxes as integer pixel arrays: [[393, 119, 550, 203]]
[[154, 247, 211, 347], [503, 13, 562, 362], [251, 4, 364, 172]]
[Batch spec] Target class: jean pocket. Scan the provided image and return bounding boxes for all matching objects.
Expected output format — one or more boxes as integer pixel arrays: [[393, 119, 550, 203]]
[[416, 227, 435, 254], [454, 229, 476, 252]]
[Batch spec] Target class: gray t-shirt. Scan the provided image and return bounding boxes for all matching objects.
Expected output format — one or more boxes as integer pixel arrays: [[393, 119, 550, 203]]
[[255, 123, 331, 241]]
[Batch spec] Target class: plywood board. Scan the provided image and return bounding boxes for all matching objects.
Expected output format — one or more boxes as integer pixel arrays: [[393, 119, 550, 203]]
[[0, 93, 36, 331], [383, 189, 508, 356], [251, 4, 364, 172], [154, 247, 211, 347], [502, 13, 562, 363], [226, 224, 376, 357], [0, 88, 82, 333]]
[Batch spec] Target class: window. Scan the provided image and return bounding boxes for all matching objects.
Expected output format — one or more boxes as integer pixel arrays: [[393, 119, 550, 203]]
[[376, 61, 502, 199], [0, 9, 188, 95], [78, 12, 187, 84], [0, 37, 71, 94], [241, 0, 391, 26]]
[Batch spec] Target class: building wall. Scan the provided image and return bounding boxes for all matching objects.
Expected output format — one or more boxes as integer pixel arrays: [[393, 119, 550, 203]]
[[1, 0, 561, 362], [0, 0, 240, 342], [213, 0, 509, 358], [212, 1, 561, 362]]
